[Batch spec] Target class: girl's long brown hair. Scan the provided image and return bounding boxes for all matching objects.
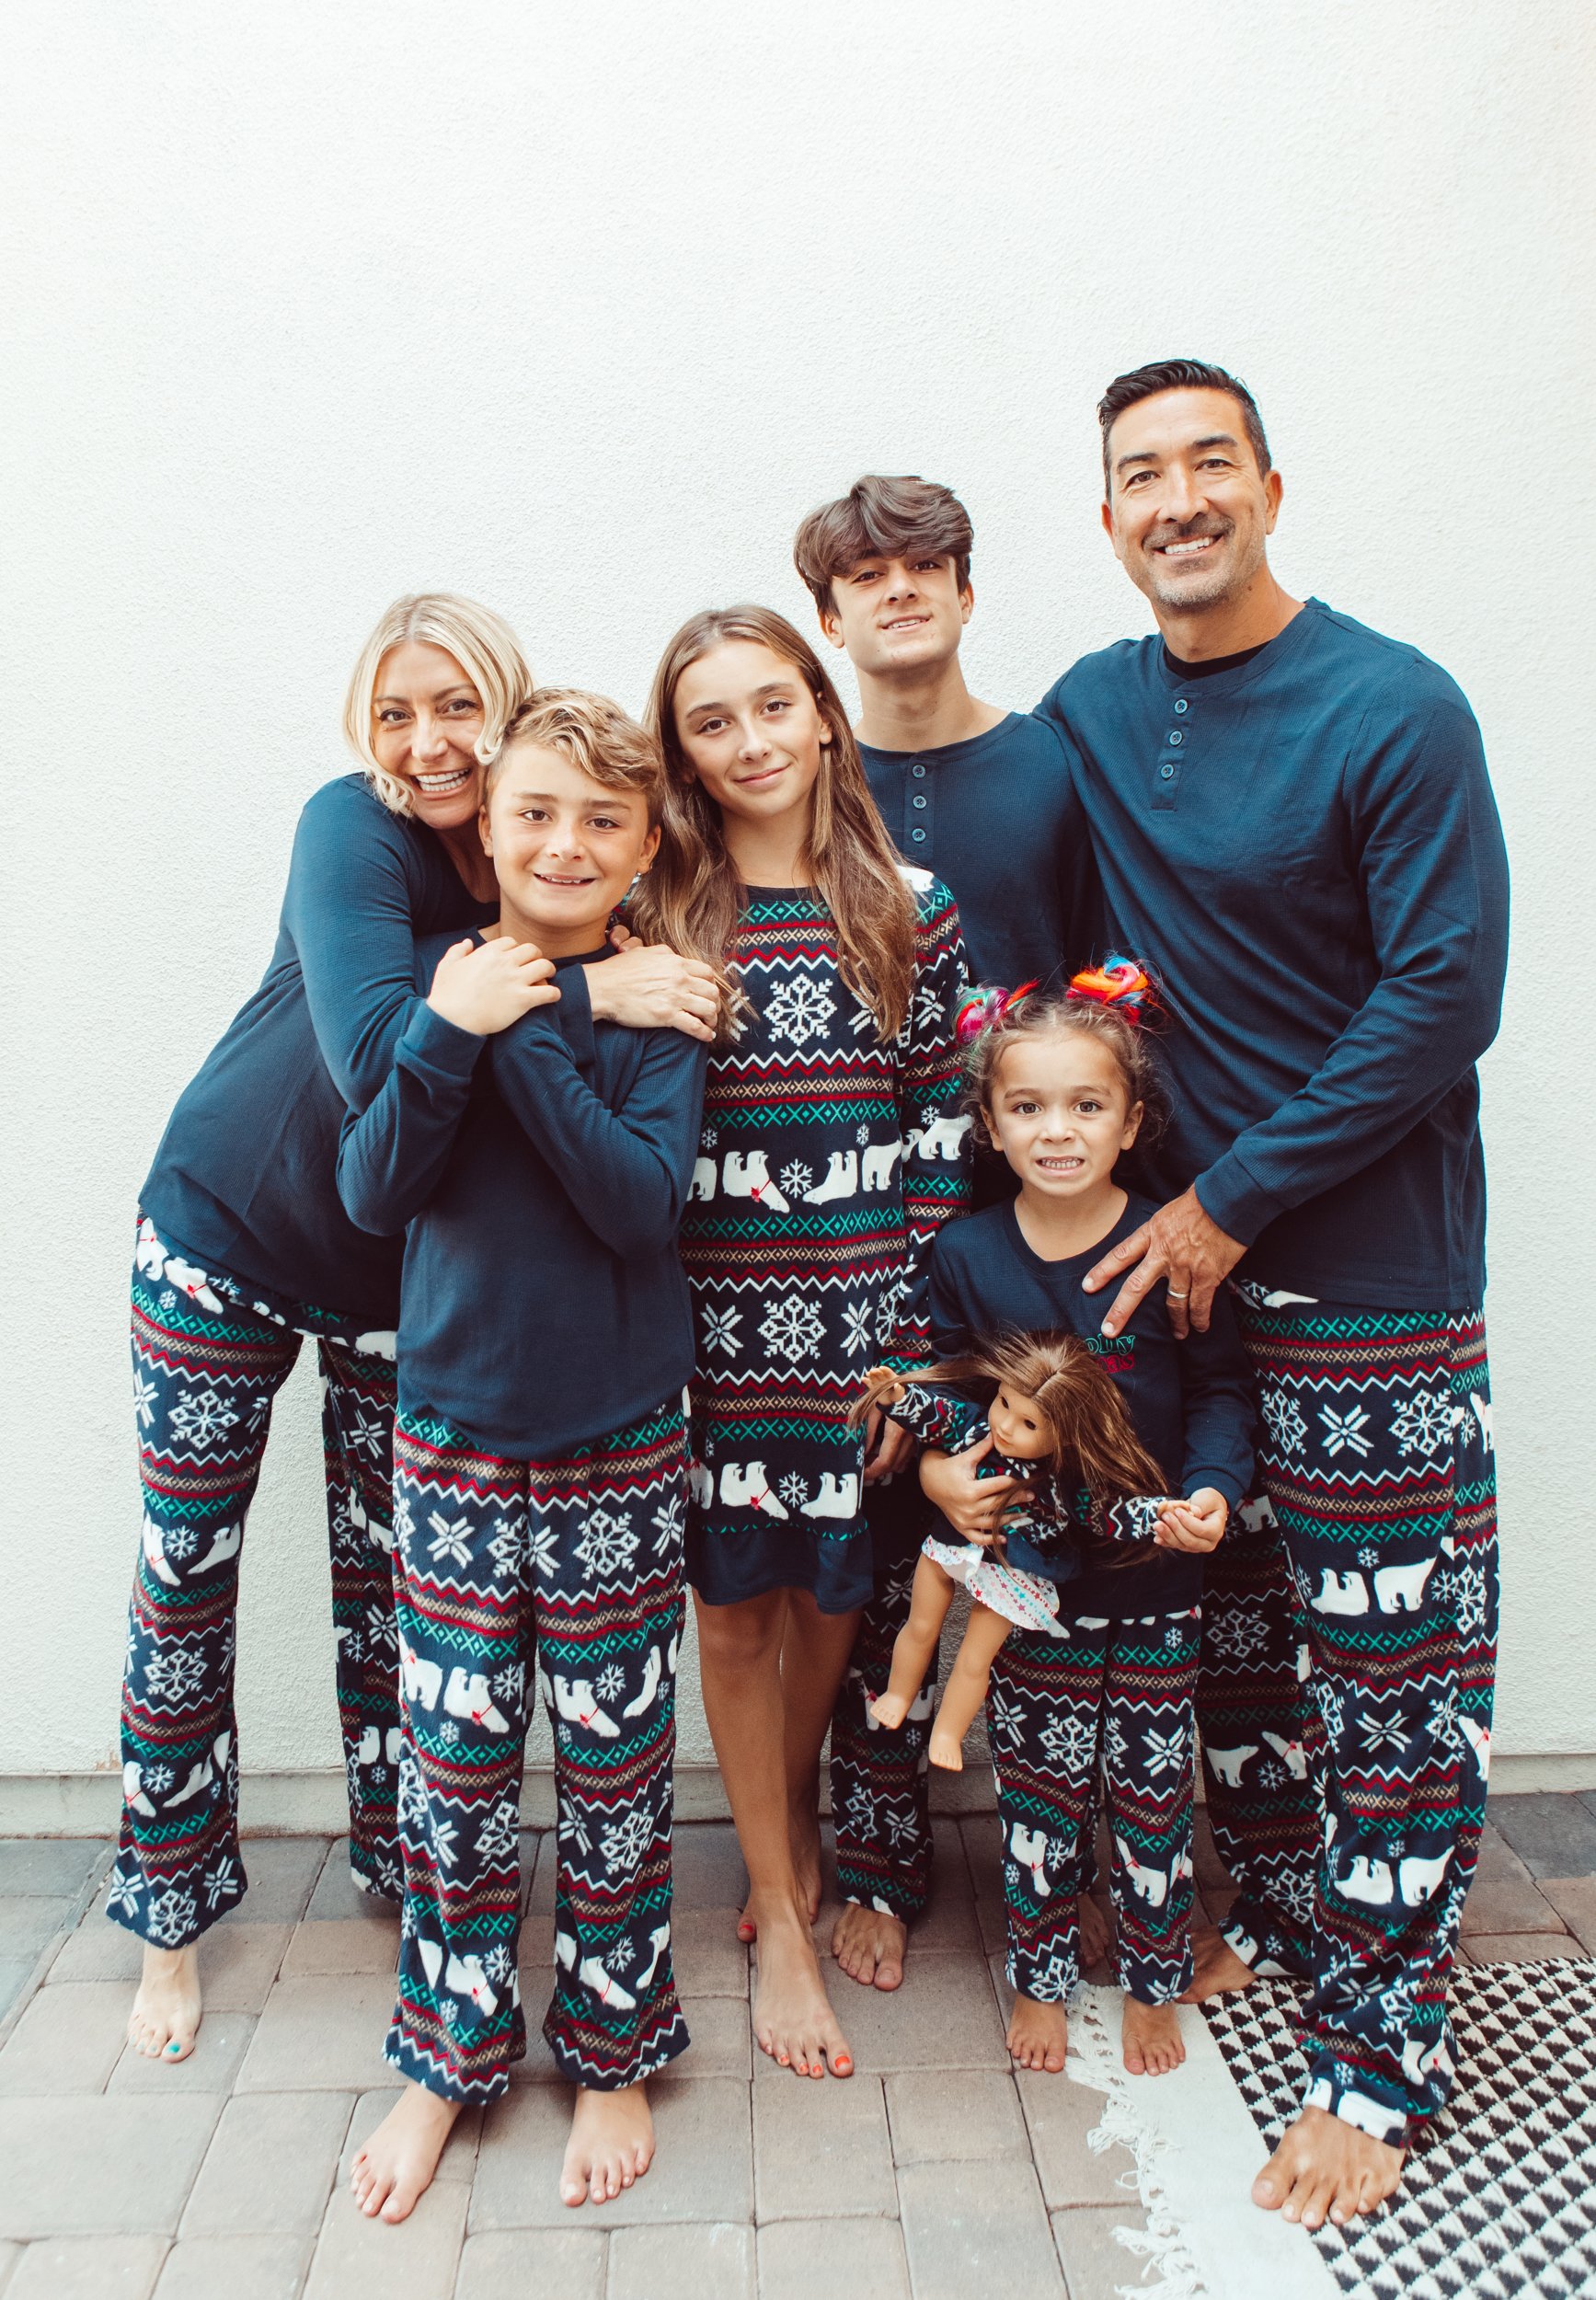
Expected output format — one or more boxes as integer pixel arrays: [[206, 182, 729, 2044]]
[[627, 605, 916, 1040]]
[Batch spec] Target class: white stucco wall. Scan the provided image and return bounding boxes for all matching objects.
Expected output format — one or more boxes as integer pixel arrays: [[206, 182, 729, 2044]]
[[4, 0, 1593, 1805]]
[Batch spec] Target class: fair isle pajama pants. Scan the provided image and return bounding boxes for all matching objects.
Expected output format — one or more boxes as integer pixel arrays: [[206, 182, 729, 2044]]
[[986, 1607, 1200, 2004], [832, 1304, 1494, 2136], [388, 1401, 689, 2100], [830, 1512, 1325, 1947], [109, 1220, 402, 1949], [1222, 1302, 1498, 2141]]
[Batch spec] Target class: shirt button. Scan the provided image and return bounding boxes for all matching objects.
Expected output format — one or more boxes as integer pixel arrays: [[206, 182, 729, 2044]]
[[912, 794, 927, 809], [910, 762, 926, 779], [1158, 763, 1176, 781], [911, 827, 927, 842], [1174, 697, 1188, 715], [1168, 730, 1183, 746]]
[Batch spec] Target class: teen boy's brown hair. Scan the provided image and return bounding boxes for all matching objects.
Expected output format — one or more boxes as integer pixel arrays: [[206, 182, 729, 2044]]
[[792, 475, 974, 616]]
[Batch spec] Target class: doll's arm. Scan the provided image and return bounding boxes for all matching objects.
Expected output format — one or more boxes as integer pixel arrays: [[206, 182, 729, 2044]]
[[867, 1371, 982, 1454]]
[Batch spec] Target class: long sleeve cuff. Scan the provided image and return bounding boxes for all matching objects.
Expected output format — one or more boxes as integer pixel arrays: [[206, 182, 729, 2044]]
[[1192, 1147, 1290, 1248], [399, 1000, 485, 1086], [1181, 1463, 1246, 1509]]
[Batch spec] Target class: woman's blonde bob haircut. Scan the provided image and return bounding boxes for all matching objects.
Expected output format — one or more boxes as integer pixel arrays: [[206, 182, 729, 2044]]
[[342, 593, 534, 816]]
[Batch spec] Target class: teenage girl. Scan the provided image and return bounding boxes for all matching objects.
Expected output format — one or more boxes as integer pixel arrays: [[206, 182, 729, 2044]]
[[919, 964, 1255, 2078], [627, 604, 970, 2080], [117, 594, 717, 2065]]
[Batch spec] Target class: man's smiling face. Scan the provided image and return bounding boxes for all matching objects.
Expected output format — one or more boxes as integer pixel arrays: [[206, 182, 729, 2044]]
[[1101, 386, 1282, 616]]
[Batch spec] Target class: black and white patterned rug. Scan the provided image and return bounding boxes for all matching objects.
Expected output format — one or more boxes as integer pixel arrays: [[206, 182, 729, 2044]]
[[1203, 1962, 1596, 2298]]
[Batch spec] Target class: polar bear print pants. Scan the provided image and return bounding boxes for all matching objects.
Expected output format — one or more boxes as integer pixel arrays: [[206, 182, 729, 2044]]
[[109, 1220, 402, 1949], [385, 1400, 689, 2100]]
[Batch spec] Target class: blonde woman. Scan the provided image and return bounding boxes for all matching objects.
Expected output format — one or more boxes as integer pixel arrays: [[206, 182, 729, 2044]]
[[115, 595, 718, 2067]]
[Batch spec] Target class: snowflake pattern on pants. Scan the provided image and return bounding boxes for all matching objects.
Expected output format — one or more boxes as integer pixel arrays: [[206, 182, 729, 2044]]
[[113, 1222, 406, 1942]]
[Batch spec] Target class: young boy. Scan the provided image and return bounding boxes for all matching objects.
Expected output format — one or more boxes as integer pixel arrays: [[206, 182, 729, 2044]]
[[792, 477, 1103, 1997], [335, 691, 709, 2221]]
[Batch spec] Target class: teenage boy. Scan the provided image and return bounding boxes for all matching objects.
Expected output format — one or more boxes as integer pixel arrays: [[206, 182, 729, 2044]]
[[793, 477, 1101, 1995], [335, 691, 709, 2223], [1036, 361, 1508, 2229]]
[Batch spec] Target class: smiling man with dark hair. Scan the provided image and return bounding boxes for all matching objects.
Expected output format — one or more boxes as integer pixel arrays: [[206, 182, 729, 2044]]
[[1037, 361, 1510, 2230]]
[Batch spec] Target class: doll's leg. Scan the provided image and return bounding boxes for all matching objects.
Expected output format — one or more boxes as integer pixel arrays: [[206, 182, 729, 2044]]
[[869, 1553, 957, 1729], [928, 1604, 1013, 1771]]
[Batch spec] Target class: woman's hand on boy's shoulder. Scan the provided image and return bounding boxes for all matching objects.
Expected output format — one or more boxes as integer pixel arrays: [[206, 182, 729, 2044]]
[[590, 932, 720, 1041], [1153, 1488, 1229, 1553], [427, 937, 558, 1037]]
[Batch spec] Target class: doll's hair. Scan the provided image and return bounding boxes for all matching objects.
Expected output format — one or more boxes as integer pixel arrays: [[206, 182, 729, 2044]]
[[856, 1330, 1166, 1498], [956, 957, 1166, 1145]]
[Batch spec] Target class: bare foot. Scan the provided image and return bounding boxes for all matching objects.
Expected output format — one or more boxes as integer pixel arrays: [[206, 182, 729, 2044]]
[[752, 1899, 853, 2076], [1122, 1995, 1185, 2076], [1179, 1923, 1261, 2004], [739, 1807, 824, 1942], [870, 1689, 910, 1731], [1007, 1991, 1068, 2072], [1252, 2106, 1405, 2230], [128, 1943, 202, 2063], [1079, 1892, 1112, 1972], [928, 1726, 964, 1770], [349, 2081, 461, 2223], [832, 1900, 906, 1991], [560, 2080, 655, 2207]]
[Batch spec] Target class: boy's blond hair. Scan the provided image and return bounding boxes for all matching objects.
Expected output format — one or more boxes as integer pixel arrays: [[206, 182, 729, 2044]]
[[487, 688, 667, 824]]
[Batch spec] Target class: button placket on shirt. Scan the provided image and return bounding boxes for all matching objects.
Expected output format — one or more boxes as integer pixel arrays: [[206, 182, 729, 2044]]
[[906, 759, 932, 851], [1152, 700, 1189, 811]]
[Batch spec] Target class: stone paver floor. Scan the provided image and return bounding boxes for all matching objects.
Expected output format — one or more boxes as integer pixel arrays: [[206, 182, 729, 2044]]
[[1, 1796, 1593, 2297]]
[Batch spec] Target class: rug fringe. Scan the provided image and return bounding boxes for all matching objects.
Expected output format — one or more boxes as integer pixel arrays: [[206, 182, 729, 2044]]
[[1069, 1991, 1211, 2300]]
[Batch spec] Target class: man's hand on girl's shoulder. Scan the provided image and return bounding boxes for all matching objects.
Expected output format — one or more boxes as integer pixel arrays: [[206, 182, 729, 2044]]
[[1083, 1186, 1246, 1340]]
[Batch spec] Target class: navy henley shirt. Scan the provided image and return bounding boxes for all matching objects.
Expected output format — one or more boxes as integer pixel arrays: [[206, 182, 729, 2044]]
[[860, 712, 1099, 989], [1037, 600, 1510, 1307]]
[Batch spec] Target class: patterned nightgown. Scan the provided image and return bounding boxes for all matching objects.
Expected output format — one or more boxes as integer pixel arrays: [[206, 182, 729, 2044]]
[[682, 872, 970, 1613]]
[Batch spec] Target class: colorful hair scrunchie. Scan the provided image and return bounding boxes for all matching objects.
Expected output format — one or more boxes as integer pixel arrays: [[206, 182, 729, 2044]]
[[1066, 954, 1156, 1024], [953, 980, 1039, 1046]]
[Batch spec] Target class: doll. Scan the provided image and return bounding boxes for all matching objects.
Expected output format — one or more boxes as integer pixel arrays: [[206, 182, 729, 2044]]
[[858, 1332, 1171, 1770]]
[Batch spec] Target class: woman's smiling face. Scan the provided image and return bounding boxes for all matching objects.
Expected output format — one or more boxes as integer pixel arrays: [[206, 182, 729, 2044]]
[[368, 640, 487, 828]]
